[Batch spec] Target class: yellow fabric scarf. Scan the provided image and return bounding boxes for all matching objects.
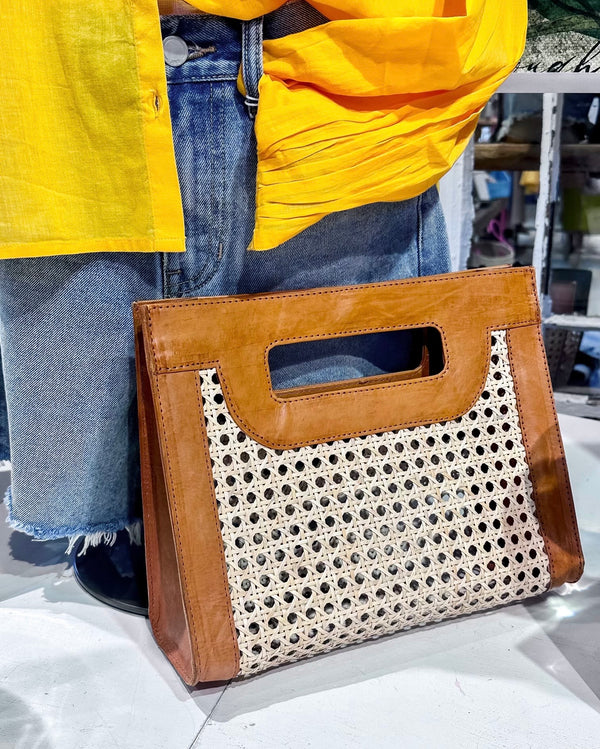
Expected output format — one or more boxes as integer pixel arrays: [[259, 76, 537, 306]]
[[193, 1, 527, 250]]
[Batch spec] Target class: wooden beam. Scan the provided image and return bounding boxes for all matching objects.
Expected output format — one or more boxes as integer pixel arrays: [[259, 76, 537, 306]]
[[474, 144, 600, 172]]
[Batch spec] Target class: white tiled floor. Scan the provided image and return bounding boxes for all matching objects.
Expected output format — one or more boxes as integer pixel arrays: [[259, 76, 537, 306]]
[[1, 413, 600, 748]]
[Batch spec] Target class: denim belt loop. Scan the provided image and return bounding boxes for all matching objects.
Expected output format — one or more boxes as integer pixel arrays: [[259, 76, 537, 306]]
[[241, 16, 264, 120]]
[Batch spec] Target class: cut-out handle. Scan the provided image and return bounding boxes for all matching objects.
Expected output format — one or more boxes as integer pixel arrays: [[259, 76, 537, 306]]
[[140, 268, 539, 449], [267, 327, 444, 395]]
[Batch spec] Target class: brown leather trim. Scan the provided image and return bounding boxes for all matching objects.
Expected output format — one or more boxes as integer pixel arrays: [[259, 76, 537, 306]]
[[506, 325, 584, 586], [135, 304, 240, 683], [141, 268, 540, 449], [133, 307, 197, 685], [151, 366, 240, 681]]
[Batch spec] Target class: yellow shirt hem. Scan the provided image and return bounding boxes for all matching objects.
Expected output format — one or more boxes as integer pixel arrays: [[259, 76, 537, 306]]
[[0, 237, 187, 260]]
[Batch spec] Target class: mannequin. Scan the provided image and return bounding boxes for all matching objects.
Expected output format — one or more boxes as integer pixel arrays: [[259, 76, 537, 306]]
[[71, 2, 452, 613], [2, 0, 524, 614]]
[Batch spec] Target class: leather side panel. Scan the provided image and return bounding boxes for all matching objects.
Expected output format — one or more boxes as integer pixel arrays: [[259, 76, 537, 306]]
[[507, 325, 584, 587], [152, 367, 241, 682], [133, 305, 197, 685]]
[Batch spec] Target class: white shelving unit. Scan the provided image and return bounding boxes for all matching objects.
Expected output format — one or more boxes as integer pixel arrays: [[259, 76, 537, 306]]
[[440, 72, 600, 417]]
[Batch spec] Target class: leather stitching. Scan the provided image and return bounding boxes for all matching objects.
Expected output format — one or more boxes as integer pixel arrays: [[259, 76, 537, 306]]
[[506, 329, 555, 587], [158, 326, 528, 450], [531, 324, 584, 581], [144, 271, 540, 448], [211, 325, 488, 448], [194, 371, 241, 676], [507, 327, 584, 586], [262, 323, 448, 402], [147, 312, 200, 684], [136, 311, 196, 684], [147, 271, 540, 375], [143, 267, 540, 315]]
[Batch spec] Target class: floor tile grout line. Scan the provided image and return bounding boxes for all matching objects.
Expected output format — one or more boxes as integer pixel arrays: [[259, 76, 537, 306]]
[[188, 680, 231, 748]]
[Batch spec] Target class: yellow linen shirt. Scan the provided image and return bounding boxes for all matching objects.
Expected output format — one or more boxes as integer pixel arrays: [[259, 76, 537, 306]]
[[0, 1, 527, 258]]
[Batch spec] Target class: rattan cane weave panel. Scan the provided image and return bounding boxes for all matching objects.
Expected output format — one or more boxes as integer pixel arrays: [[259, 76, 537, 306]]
[[199, 330, 551, 675]]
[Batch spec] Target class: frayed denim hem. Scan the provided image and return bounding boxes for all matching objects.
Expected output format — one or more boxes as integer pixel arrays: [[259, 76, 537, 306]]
[[65, 522, 143, 556], [3, 484, 142, 556]]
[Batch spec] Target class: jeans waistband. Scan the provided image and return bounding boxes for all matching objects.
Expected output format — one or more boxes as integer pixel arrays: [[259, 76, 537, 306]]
[[160, 1, 327, 119]]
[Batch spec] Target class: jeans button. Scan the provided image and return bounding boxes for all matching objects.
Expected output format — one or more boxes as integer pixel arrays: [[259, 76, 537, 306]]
[[163, 35, 189, 67], [163, 35, 217, 67]]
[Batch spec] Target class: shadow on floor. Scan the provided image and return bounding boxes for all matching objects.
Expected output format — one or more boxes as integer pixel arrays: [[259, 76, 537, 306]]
[[0, 688, 54, 749]]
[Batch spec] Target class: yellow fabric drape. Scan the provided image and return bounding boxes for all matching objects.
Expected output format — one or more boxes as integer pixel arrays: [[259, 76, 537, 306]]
[[0, 1, 527, 259], [193, 0, 527, 250]]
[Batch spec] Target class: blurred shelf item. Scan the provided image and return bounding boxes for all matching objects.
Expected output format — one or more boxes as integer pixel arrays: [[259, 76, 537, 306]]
[[474, 144, 600, 172], [553, 389, 600, 420], [544, 314, 600, 331], [472, 198, 509, 235]]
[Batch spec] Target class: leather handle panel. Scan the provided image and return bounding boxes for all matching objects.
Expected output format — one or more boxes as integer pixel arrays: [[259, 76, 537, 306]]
[[136, 268, 540, 449]]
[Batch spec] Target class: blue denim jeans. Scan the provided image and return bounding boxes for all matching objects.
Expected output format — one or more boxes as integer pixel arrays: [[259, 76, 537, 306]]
[[0, 9, 450, 549]]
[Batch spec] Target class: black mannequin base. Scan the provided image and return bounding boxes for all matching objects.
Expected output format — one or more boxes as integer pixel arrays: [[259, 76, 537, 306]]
[[71, 529, 149, 616]]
